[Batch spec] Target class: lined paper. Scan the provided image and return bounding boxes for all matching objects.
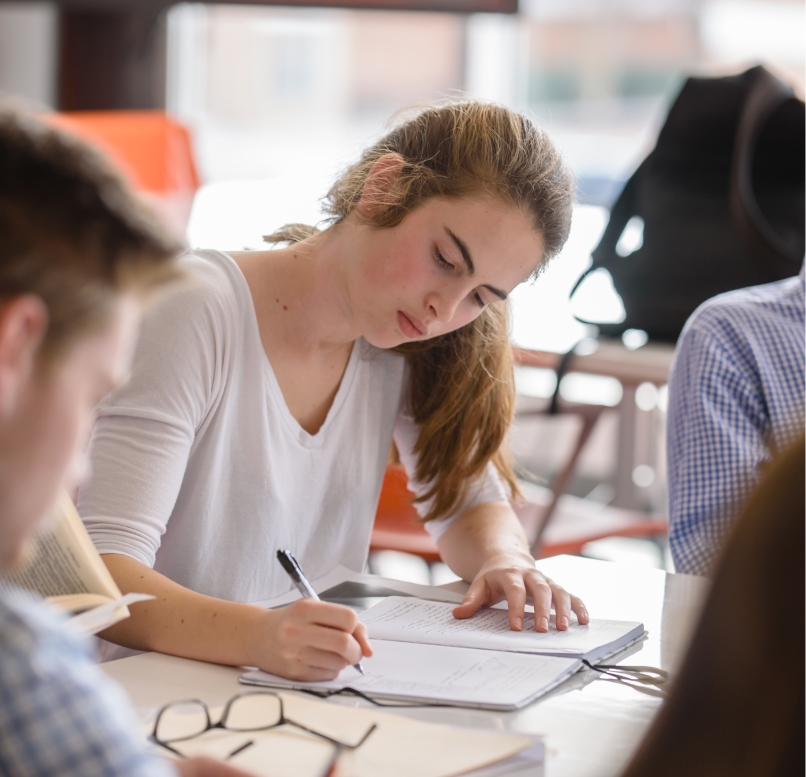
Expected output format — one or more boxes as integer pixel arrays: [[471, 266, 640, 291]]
[[360, 597, 645, 662], [242, 639, 581, 710]]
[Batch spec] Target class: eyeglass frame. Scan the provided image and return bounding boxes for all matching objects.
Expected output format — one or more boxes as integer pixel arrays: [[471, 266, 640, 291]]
[[150, 690, 377, 760]]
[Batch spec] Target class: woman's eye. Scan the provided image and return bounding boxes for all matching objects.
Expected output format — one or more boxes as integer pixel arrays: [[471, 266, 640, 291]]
[[472, 290, 486, 308], [433, 247, 454, 270]]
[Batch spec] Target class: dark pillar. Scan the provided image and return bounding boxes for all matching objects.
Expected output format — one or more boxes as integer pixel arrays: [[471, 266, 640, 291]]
[[57, 3, 171, 111]]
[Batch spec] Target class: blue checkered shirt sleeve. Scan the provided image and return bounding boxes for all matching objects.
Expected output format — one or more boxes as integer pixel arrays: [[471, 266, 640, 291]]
[[0, 589, 176, 777], [667, 272, 805, 575]]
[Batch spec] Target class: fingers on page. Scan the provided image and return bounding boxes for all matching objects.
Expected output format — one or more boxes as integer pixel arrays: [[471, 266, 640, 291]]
[[571, 595, 590, 624], [502, 576, 527, 631], [526, 575, 552, 632], [452, 580, 487, 619], [548, 582, 572, 630]]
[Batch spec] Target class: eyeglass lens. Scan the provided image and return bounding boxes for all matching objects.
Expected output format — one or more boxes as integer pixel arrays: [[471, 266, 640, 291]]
[[154, 701, 210, 743], [223, 693, 284, 731], [155, 693, 284, 744]]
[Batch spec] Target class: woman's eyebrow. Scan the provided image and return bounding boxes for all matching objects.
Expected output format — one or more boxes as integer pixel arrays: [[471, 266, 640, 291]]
[[446, 227, 474, 274], [445, 226, 508, 301]]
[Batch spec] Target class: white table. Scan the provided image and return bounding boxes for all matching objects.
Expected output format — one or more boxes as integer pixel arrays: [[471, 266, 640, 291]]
[[101, 556, 708, 777]]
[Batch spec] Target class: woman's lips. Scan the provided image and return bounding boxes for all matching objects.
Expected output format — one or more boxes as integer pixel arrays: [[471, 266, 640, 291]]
[[398, 310, 426, 338]]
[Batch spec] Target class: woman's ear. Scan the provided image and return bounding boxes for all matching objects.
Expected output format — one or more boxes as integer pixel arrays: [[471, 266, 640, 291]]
[[0, 295, 48, 418], [357, 153, 405, 219]]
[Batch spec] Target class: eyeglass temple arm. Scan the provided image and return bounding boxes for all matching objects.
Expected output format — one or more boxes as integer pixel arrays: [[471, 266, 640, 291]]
[[150, 737, 188, 760], [287, 719, 377, 749]]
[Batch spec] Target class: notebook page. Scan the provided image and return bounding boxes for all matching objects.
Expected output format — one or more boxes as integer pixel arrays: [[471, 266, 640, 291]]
[[241, 639, 581, 710], [360, 597, 645, 661]]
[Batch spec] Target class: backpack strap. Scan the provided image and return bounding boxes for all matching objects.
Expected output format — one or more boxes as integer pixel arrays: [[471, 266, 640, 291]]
[[548, 346, 576, 415], [730, 66, 800, 269], [569, 172, 638, 302]]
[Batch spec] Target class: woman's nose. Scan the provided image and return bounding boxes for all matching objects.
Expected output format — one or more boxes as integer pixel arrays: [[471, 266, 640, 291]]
[[427, 288, 463, 324]]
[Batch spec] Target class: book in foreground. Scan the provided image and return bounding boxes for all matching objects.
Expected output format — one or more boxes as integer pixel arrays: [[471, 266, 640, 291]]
[[0, 492, 152, 635], [151, 685, 540, 777], [241, 597, 646, 710]]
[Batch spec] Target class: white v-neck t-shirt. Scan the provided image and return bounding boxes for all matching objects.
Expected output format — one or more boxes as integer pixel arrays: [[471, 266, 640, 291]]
[[78, 250, 507, 606]]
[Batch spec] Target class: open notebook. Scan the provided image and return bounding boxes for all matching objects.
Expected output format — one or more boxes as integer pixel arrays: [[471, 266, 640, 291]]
[[360, 597, 646, 664], [241, 597, 645, 710]]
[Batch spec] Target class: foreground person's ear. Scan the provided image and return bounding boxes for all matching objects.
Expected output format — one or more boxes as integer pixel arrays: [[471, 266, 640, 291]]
[[0, 295, 48, 418], [357, 153, 405, 219]]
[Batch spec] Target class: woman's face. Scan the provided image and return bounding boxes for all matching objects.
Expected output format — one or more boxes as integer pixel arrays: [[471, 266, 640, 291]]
[[348, 194, 544, 349]]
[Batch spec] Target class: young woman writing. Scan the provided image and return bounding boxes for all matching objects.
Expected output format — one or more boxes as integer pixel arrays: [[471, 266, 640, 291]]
[[78, 102, 589, 680]]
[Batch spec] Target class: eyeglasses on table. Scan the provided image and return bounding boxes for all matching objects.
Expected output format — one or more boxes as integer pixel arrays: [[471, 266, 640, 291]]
[[150, 690, 377, 770]]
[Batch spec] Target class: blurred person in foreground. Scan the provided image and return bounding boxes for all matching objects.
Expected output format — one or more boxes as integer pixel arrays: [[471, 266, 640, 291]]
[[0, 108, 251, 777], [666, 265, 805, 574], [622, 435, 804, 777]]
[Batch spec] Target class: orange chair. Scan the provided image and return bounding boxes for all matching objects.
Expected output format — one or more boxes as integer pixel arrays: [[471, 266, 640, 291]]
[[370, 465, 441, 562], [44, 111, 200, 237], [370, 347, 667, 562], [369, 462, 666, 562]]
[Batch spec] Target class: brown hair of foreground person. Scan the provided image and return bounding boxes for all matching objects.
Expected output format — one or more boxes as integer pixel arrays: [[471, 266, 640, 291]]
[[622, 435, 805, 777], [0, 107, 182, 363]]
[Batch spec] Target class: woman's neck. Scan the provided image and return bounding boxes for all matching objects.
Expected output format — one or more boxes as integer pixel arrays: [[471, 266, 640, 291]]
[[232, 225, 360, 357]]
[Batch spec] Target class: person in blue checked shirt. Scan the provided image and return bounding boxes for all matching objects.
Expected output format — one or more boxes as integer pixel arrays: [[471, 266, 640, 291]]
[[666, 263, 805, 576], [0, 108, 252, 777]]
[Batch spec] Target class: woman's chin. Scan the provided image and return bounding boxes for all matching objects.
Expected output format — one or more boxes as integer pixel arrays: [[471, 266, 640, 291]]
[[360, 327, 411, 350], [365, 334, 404, 350]]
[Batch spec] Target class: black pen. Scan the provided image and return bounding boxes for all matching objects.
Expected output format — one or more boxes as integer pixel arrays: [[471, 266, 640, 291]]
[[276, 549, 365, 675]]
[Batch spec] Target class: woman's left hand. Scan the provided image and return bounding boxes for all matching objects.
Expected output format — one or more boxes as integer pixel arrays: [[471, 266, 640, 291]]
[[436, 502, 589, 633], [451, 549, 589, 632]]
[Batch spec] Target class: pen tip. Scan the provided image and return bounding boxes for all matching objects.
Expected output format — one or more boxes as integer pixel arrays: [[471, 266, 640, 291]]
[[355, 663, 365, 675]]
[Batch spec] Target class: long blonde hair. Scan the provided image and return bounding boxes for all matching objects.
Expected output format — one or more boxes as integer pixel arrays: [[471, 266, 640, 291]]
[[268, 102, 574, 521]]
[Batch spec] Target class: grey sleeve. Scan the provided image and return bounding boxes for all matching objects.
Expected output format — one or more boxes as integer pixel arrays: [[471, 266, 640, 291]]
[[77, 274, 229, 567]]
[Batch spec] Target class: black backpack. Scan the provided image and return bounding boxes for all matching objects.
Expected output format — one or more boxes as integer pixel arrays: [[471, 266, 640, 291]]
[[571, 65, 805, 343]]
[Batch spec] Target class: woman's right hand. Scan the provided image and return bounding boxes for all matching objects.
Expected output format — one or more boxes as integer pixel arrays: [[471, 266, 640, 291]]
[[99, 555, 371, 680], [256, 599, 373, 681]]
